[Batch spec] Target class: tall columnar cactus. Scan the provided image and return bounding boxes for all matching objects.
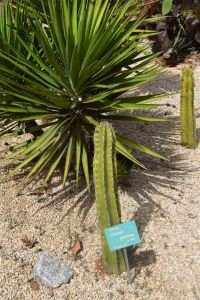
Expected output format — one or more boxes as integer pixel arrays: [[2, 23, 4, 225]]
[[181, 67, 197, 149], [93, 123, 126, 274]]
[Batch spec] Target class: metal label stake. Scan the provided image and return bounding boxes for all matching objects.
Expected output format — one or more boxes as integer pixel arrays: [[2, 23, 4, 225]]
[[123, 248, 131, 284]]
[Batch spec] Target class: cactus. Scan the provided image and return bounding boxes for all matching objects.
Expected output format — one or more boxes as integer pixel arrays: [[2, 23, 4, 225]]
[[93, 123, 126, 274], [181, 67, 197, 149]]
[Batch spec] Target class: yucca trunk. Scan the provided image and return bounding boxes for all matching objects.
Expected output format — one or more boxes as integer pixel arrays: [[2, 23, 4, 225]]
[[180, 67, 197, 149], [93, 123, 126, 274]]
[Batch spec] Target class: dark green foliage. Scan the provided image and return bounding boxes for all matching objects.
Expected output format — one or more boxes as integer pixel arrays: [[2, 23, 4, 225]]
[[117, 155, 131, 184]]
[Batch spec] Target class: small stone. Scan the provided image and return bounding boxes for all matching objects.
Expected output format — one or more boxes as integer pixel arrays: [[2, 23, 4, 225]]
[[37, 195, 45, 203], [33, 252, 75, 288], [46, 186, 54, 195], [35, 248, 43, 253], [117, 289, 125, 295], [162, 48, 177, 66], [188, 213, 197, 219], [109, 292, 114, 300], [186, 16, 200, 34], [164, 243, 168, 249], [49, 288, 54, 297]]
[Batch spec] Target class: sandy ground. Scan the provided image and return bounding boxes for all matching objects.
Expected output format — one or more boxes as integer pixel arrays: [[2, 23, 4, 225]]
[[0, 62, 200, 300]]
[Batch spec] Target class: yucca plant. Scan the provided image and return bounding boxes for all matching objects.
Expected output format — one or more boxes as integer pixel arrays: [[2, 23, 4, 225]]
[[0, 1, 43, 137], [93, 123, 126, 274], [0, 1, 36, 69], [0, 0, 166, 187]]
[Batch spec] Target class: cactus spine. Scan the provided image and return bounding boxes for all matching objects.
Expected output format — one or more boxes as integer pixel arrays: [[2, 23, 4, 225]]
[[181, 67, 197, 149], [93, 123, 126, 274]]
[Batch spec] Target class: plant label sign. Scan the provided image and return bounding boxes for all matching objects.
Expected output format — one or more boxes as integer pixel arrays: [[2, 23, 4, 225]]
[[104, 221, 141, 252]]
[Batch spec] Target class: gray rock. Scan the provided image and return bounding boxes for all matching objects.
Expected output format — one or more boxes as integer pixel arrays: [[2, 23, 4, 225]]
[[162, 48, 177, 66], [33, 252, 75, 288], [163, 48, 177, 60], [186, 16, 200, 35]]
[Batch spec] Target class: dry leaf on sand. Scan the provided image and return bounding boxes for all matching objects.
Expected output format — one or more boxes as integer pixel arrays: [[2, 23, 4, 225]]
[[30, 278, 39, 290], [21, 237, 38, 248], [71, 239, 82, 255], [95, 257, 106, 277], [46, 186, 54, 195]]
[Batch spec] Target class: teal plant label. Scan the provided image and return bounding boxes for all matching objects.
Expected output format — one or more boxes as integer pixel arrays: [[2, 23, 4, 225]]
[[104, 221, 141, 252]]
